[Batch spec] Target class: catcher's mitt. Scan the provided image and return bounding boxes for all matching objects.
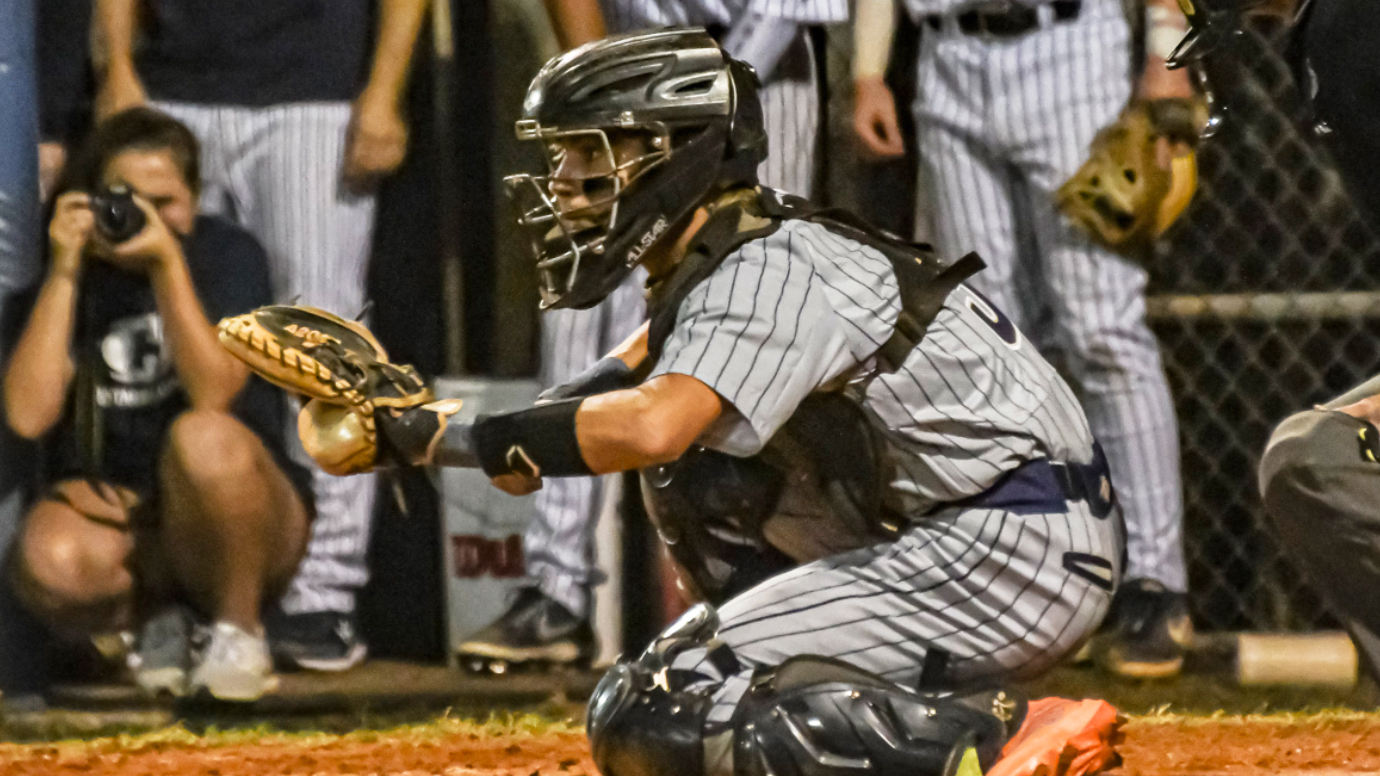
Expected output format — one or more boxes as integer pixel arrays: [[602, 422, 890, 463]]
[[1056, 98, 1202, 256], [217, 305, 435, 475]]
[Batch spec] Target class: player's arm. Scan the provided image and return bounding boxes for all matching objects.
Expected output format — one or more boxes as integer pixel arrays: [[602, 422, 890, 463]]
[[122, 197, 249, 411], [543, 0, 607, 51], [574, 373, 722, 472], [607, 321, 649, 368], [1140, 0, 1195, 101], [852, 0, 905, 159], [381, 372, 724, 496], [4, 193, 89, 439], [94, 0, 148, 119], [537, 322, 649, 404], [345, 0, 429, 183]]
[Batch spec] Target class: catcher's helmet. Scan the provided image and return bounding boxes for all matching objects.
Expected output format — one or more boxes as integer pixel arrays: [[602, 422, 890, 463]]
[[505, 28, 767, 310]]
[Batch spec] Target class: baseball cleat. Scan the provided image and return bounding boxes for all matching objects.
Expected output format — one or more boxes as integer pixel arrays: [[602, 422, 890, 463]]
[[457, 588, 595, 671], [986, 697, 1124, 776], [1096, 578, 1193, 680]]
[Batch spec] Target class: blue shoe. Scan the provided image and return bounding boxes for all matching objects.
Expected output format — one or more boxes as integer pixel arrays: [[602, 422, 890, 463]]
[[266, 610, 368, 673]]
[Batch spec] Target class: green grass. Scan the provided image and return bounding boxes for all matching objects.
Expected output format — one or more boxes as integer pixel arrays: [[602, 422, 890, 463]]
[[0, 705, 582, 747], [0, 709, 583, 753]]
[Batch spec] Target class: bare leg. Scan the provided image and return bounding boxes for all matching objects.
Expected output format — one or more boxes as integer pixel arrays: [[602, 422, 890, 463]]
[[157, 410, 310, 633], [10, 480, 139, 640]]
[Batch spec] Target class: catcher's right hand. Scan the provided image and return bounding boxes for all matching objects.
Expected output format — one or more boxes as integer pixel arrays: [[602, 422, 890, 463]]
[[217, 305, 446, 475]]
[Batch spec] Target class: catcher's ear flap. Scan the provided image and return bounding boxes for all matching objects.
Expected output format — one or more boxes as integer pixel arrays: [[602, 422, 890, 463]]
[[1155, 151, 1198, 236]]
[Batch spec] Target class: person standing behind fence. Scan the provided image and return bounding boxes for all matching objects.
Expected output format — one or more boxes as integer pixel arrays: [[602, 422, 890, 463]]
[[453, 4, 845, 671], [853, 0, 1196, 678], [93, 0, 429, 673], [1243, 0, 1380, 681]]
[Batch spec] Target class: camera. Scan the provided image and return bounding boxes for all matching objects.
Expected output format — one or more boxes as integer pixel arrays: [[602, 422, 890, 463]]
[[90, 185, 146, 243]]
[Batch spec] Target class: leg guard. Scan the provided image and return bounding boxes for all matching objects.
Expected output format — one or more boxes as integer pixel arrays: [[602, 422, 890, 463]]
[[732, 657, 1022, 776], [587, 604, 1023, 776]]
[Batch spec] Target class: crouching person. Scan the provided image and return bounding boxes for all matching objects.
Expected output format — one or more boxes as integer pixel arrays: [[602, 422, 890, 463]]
[[1260, 374, 1380, 679], [3, 108, 313, 701], [233, 31, 1129, 775]]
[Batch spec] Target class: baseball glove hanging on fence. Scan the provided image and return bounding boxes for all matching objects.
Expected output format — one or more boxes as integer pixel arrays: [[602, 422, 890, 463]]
[[1057, 98, 1203, 256], [217, 305, 436, 475]]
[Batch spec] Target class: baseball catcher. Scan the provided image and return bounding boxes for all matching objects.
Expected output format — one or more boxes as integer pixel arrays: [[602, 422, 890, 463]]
[[221, 29, 1126, 776]]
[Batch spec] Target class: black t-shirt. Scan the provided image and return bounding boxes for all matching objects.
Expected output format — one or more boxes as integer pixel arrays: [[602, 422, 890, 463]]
[[137, 0, 373, 106], [51, 216, 312, 504]]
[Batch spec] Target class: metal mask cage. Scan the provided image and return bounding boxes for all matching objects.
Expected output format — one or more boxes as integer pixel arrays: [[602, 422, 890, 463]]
[[503, 124, 672, 308], [1166, 0, 1235, 140]]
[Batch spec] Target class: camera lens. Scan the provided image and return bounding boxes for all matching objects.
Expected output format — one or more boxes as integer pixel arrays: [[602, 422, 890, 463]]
[[91, 185, 146, 244]]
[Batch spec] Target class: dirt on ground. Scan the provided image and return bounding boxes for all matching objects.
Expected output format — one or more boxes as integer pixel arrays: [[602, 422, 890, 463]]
[[1120, 716, 1380, 775], [3, 714, 1380, 776]]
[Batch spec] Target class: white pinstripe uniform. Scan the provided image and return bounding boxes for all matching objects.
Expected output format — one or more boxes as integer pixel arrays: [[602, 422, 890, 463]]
[[526, 0, 847, 618], [649, 215, 1123, 723], [155, 101, 378, 615], [907, 0, 1187, 590]]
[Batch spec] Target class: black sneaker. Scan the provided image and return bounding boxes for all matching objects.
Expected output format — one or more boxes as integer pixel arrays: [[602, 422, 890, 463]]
[[1097, 578, 1193, 679], [457, 588, 595, 671], [265, 610, 368, 673]]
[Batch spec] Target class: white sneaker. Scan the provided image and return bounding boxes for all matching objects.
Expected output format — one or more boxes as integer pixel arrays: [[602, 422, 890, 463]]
[[188, 622, 280, 702]]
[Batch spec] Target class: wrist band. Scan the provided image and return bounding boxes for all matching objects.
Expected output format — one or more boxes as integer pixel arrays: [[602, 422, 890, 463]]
[[472, 398, 594, 478]]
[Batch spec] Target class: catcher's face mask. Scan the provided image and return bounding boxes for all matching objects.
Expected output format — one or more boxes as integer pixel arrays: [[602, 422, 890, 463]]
[[505, 125, 669, 309], [1166, 0, 1236, 140]]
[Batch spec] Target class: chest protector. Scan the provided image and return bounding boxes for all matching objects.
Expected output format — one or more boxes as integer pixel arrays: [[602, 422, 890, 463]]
[[639, 188, 984, 605]]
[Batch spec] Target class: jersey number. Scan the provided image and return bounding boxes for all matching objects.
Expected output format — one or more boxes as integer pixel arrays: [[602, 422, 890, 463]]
[[964, 289, 1021, 349]]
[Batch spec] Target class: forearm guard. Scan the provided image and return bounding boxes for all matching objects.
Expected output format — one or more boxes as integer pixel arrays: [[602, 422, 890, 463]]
[[378, 397, 594, 478]]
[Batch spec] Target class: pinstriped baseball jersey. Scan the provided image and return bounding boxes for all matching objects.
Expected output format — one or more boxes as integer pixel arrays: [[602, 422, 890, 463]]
[[648, 217, 1097, 515], [643, 215, 1123, 730]]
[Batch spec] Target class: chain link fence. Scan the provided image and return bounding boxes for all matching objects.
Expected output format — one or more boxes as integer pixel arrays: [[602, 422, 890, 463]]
[[1151, 17, 1380, 631], [822, 13, 1380, 634]]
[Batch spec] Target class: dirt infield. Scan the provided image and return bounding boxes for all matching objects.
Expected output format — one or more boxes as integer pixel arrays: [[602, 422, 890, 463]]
[[3, 712, 1380, 776]]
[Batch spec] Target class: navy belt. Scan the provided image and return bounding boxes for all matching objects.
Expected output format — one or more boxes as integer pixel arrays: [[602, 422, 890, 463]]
[[956, 443, 1116, 519]]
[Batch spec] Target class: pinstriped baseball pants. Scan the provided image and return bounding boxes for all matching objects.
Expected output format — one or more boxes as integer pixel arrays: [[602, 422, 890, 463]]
[[155, 101, 378, 614], [525, 33, 821, 617], [912, 0, 1187, 590], [673, 500, 1123, 728]]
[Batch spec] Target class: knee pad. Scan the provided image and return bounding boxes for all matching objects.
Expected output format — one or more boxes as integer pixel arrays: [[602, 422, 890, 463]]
[[588, 604, 727, 776]]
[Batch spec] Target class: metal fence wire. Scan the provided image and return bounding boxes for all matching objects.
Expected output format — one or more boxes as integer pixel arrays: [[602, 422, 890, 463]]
[[1151, 17, 1380, 631]]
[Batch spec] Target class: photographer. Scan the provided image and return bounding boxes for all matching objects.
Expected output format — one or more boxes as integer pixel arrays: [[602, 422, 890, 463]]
[[3, 107, 312, 702]]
